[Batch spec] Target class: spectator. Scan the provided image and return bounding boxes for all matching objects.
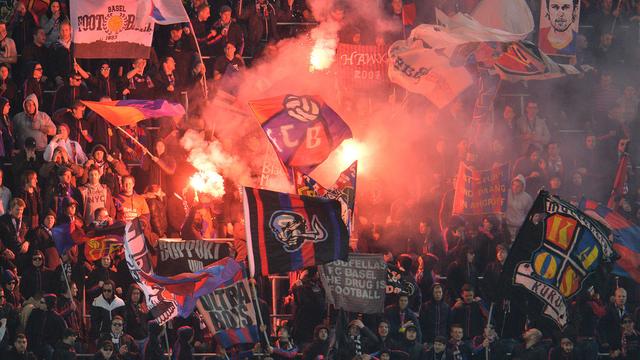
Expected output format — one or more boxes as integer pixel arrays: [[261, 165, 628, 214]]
[[619, 314, 640, 360], [0, 198, 29, 266], [153, 56, 179, 101], [144, 184, 168, 238], [447, 323, 472, 360], [505, 175, 533, 241], [90, 280, 125, 342], [209, 6, 245, 57], [57, 281, 83, 343], [40, 1, 67, 47], [213, 42, 244, 84], [92, 339, 115, 360], [516, 100, 551, 155], [21, 62, 45, 105], [511, 328, 547, 360], [601, 287, 632, 352], [82, 63, 122, 101], [52, 328, 78, 360], [86, 256, 118, 298], [79, 166, 116, 225], [48, 21, 74, 87], [43, 166, 83, 220], [156, 24, 198, 90], [424, 336, 450, 360], [446, 247, 479, 296], [51, 73, 90, 115], [98, 315, 139, 359], [1, 269, 22, 310], [123, 58, 155, 100], [384, 294, 421, 343], [545, 142, 565, 181], [338, 319, 376, 360], [0, 22, 18, 66], [192, 4, 214, 54], [302, 325, 330, 360], [20, 250, 55, 301], [420, 283, 450, 344], [141, 320, 166, 360], [114, 175, 150, 222], [9, 2, 37, 56], [0, 97, 14, 159], [25, 293, 66, 359], [123, 284, 149, 341], [21, 28, 48, 81], [0, 168, 11, 216], [84, 103, 121, 154], [0, 65, 17, 111], [13, 93, 56, 152], [481, 244, 508, 303], [241, 0, 279, 56], [548, 336, 580, 360], [81, 144, 128, 195], [44, 123, 88, 165], [265, 325, 298, 360], [4, 333, 37, 359], [290, 267, 326, 345], [14, 170, 42, 230], [450, 284, 487, 340]]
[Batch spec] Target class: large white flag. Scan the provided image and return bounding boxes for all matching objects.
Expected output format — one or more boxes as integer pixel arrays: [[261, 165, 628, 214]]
[[71, 0, 154, 59], [136, 0, 190, 25]]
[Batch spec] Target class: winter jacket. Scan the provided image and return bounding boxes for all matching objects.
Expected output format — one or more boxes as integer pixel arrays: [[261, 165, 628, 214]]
[[12, 94, 56, 151], [90, 294, 126, 340]]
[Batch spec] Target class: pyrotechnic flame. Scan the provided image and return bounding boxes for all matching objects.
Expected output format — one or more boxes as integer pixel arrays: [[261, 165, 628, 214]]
[[189, 170, 225, 198], [338, 139, 366, 171], [309, 21, 339, 72]]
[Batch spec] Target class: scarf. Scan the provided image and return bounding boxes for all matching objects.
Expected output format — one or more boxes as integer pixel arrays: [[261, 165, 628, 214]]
[[350, 334, 362, 355]]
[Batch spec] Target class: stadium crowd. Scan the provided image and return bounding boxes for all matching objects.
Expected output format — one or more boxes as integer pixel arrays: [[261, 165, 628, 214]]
[[0, 0, 638, 360]]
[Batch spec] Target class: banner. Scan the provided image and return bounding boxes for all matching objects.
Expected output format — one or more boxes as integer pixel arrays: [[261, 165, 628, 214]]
[[295, 161, 357, 231], [580, 199, 640, 283], [157, 239, 231, 276], [499, 191, 615, 329], [335, 44, 388, 90], [82, 100, 186, 127], [248, 94, 352, 173], [85, 235, 123, 261], [538, 0, 580, 58], [452, 163, 509, 215], [196, 276, 259, 348], [493, 41, 579, 82], [71, 0, 154, 59], [242, 186, 349, 277], [472, 0, 535, 35], [136, 0, 191, 25], [319, 253, 386, 314]]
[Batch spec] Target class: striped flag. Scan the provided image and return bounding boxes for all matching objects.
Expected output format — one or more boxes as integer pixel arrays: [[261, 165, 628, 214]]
[[82, 100, 185, 127], [242, 186, 349, 277], [136, 0, 190, 25]]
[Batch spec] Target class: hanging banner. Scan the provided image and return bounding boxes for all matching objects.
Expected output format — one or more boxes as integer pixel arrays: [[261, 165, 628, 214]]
[[538, 0, 580, 58], [319, 253, 387, 314], [335, 44, 388, 90], [71, 0, 154, 58], [157, 239, 231, 276], [196, 276, 260, 348], [452, 162, 510, 215]]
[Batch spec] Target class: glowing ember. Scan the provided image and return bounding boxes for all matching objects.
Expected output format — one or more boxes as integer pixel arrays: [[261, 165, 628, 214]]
[[338, 139, 365, 170], [310, 38, 337, 71], [189, 170, 225, 198]]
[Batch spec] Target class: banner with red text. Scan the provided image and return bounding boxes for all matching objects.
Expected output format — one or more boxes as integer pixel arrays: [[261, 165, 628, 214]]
[[452, 163, 510, 215], [335, 44, 388, 90]]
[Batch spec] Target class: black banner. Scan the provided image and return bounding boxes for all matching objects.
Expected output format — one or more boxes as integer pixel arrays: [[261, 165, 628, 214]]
[[157, 239, 230, 276]]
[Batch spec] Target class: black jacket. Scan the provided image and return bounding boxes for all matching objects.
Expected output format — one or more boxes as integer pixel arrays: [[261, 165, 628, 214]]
[[0, 213, 28, 254], [420, 299, 451, 343]]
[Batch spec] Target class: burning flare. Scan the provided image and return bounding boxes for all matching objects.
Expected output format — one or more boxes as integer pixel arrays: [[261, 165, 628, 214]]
[[189, 170, 225, 198], [309, 21, 340, 71]]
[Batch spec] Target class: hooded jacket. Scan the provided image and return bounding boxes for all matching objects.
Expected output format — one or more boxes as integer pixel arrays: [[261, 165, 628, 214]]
[[505, 174, 533, 229], [0, 96, 14, 157], [171, 326, 194, 360], [13, 93, 56, 151]]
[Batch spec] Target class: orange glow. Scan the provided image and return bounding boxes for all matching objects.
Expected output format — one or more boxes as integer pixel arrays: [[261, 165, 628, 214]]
[[189, 170, 225, 198]]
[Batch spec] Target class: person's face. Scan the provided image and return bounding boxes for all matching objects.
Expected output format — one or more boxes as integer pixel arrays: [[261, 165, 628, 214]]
[[548, 143, 559, 156], [462, 290, 474, 303], [391, 0, 403, 14], [348, 325, 359, 337], [199, 6, 210, 20], [134, 58, 146, 70], [526, 102, 539, 117], [601, 74, 612, 87], [221, 10, 232, 23], [94, 149, 105, 162], [572, 173, 582, 185], [530, 151, 540, 163], [10, 205, 24, 219], [622, 318, 635, 332], [27, 174, 37, 188], [5, 278, 16, 290], [398, 296, 409, 310], [511, 180, 524, 194], [155, 141, 166, 155], [66, 203, 76, 216], [615, 289, 627, 306], [14, 338, 27, 353], [497, 248, 508, 262], [60, 24, 71, 41], [89, 170, 100, 184], [380, 353, 391, 360], [466, 251, 475, 263], [163, 57, 175, 73], [103, 285, 114, 300], [433, 342, 446, 353], [482, 218, 493, 231], [32, 253, 43, 266], [123, 178, 135, 194], [560, 339, 574, 353], [60, 170, 72, 184], [44, 215, 55, 229], [51, 1, 61, 13], [96, 209, 110, 222], [101, 256, 111, 268], [0, 66, 8, 80], [131, 288, 141, 303], [406, 329, 417, 341], [112, 319, 124, 334], [37, 298, 46, 310], [58, 126, 69, 140], [419, 221, 429, 234], [0, 289, 4, 305], [503, 106, 515, 120], [100, 346, 114, 359], [548, 0, 575, 32], [550, 177, 561, 189], [72, 106, 85, 119], [451, 327, 463, 341], [624, 86, 636, 98], [378, 322, 389, 337], [16, 2, 26, 15], [70, 75, 82, 87], [25, 100, 36, 114], [618, 139, 630, 153], [318, 328, 329, 341], [170, 28, 183, 41], [225, 43, 236, 58], [433, 286, 443, 301]]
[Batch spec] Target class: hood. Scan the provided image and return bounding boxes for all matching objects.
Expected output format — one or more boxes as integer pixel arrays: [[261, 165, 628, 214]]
[[177, 326, 194, 343], [513, 174, 526, 189], [91, 143, 108, 157], [1, 269, 17, 285], [313, 324, 329, 341], [23, 93, 39, 114]]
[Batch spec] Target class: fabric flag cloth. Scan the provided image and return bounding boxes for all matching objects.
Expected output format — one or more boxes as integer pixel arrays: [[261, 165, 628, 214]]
[[196, 274, 260, 348], [402, 1, 417, 26], [82, 100, 186, 127], [537, 0, 580, 58], [123, 219, 244, 323], [242, 186, 349, 277], [334, 43, 388, 91], [452, 162, 509, 215], [492, 41, 580, 82], [71, 0, 155, 58], [472, 0, 534, 35], [580, 199, 640, 283], [499, 191, 615, 330], [248, 95, 352, 174], [136, 0, 190, 25], [294, 161, 357, 231], [607, 152, 630, 209], [319, 253, 387, 314], [52, 222, 84, 255], [156, 239, 231, 276], [80, 222, 125, 261]]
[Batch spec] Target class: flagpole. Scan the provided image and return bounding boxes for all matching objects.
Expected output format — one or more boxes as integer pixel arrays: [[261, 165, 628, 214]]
[[250, 279, 271, 347], [187, 20, 209, 99], [114, 125, 152, 155]]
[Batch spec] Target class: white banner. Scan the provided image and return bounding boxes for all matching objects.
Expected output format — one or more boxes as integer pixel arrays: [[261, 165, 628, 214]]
[[513, 262, 568, 328], [71, 0, 154, 59]]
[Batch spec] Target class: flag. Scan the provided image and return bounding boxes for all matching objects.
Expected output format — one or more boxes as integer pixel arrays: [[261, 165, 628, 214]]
[[580, 199, 640, 283], [402, 1, 417, 26], [138, 0, 190, 25], [157, 239, 231, 276], [52, 222, 79, 256], [319, 253, 387, 313], [248, 95, 352, 173], [471, 0, 534, 35], [82, 100, 186, 127], [123, 219, 244, 323], [242, 186, 349, 277], [499, 191, 615, 329], [537, 0, 580, 58], [607, 152, 630, 209], [452, 162, 509, 215], [85, 235, 124, 262], [196, 275, 260, 348], [295, 161, 357, 231], [71, 0, 155, 59], [493, 41, 579, 82], [334, 43, 388, 91]]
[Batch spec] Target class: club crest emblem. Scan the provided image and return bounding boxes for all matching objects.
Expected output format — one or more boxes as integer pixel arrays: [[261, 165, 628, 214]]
[[269, 210, 328, 252]]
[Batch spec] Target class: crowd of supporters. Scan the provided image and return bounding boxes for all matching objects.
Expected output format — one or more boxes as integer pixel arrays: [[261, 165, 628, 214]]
[[0, 0, 639, 360]]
